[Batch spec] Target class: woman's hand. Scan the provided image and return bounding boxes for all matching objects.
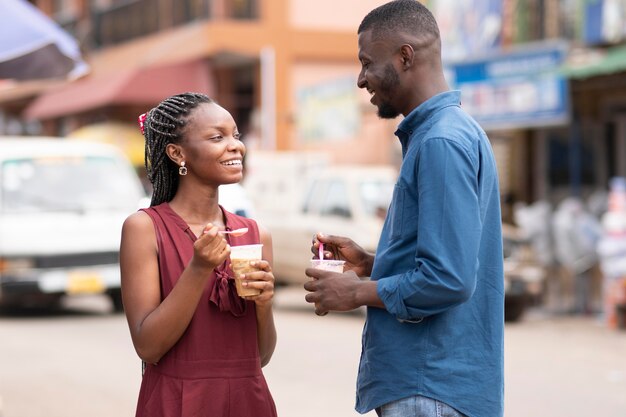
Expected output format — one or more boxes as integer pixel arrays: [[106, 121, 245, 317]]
[[240, 260, 275, 306], [190, 223, 230, 271]]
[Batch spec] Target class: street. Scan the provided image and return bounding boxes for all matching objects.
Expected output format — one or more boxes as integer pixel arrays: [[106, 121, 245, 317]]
[[0, 288, 625, 417]]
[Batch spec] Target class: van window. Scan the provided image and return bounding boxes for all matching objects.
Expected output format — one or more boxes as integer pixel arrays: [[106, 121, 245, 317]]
[[302, 179, 327, 214], [321, 180, 351, 218], [360, 180, 394, 218], [1, 156, 143, 213]]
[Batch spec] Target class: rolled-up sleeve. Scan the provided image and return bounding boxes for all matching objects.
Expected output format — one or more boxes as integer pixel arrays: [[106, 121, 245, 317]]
[[377, 138, 482, 321]]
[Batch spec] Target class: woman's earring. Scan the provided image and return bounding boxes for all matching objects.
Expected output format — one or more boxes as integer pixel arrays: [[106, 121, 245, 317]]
[[179, 161, 188, 176]]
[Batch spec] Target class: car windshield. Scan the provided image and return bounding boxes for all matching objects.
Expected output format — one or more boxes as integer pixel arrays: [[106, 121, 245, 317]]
[[1, 156, 143, 213], [360, 179, 394, 219]]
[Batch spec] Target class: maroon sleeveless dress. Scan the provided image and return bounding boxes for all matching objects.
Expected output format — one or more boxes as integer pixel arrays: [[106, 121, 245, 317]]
[[135, 202, 277, 417]]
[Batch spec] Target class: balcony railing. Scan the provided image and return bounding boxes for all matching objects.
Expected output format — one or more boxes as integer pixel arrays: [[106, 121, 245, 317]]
[[91, 0, 259, 48], [92, 0, 210, 47]]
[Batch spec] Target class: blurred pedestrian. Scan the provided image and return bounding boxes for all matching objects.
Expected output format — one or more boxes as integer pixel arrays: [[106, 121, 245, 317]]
[[552, 197, 602, 314], [303, 1, 504, 416], [120, 92, 277, 417]]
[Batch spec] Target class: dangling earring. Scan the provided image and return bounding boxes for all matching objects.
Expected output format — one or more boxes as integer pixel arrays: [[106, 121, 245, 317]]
[[179, 161, 188, 176]]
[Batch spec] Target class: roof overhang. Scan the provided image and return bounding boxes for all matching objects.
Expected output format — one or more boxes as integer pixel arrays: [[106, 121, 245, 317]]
[[561, 44, 626, 80], [24, 59, 213, 120]]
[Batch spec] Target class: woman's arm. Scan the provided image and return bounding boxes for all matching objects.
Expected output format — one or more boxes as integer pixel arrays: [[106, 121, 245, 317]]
[[241, 225, 277, 367], [120, 212, 229, 364]]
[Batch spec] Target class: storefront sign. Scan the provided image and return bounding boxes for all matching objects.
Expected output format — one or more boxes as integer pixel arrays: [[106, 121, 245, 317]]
[[296, 76, 359, 142], [427, 0, 502, 62], [445, 42, 570, 130], [584, 0, 626, 45]]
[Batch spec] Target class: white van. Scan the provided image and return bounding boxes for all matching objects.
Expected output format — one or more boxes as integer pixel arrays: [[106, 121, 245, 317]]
[[244, 152, 396, 285], [0, 137, 146, 310]]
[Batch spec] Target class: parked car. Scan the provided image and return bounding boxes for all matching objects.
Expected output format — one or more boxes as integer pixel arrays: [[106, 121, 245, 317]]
[[245, 152, 537, 320], [0, 137, 146, 310], [245, 157, 396, 285], [218, 182, 256, 218]]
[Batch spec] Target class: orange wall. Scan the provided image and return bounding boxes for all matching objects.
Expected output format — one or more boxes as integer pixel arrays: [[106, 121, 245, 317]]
[[288, 0, 389, 31], [290, 61, 400, 165], [30, 0, 403, 165]]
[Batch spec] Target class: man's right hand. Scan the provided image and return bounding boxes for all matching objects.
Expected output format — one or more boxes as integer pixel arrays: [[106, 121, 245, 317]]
[[311, 233, 374, 278]]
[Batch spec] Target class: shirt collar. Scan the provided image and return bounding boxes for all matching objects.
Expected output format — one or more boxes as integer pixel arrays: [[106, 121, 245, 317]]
[[395, 90, 461, 152]]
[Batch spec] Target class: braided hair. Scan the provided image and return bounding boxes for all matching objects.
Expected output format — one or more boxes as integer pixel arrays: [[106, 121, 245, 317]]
[[142, 92, 213, 206]]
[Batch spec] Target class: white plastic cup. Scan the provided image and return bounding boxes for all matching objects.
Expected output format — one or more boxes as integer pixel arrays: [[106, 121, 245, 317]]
[[230, 244, 263, 297], [310, 259, 345, 273]]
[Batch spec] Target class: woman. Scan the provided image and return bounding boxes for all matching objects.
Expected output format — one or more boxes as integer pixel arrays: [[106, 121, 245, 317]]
[[120, 92, 277, 417]]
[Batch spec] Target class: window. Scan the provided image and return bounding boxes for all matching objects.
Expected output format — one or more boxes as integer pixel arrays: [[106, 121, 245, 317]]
[[321, 180, 351, 218], [359, 180, 393, 218], [302, 180, 327, 214], [1, 156, 142, 213], [229, 0, 257, 19]]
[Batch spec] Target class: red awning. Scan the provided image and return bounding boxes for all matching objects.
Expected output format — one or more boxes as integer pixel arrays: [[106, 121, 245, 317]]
[[24, 59, 213, 120]]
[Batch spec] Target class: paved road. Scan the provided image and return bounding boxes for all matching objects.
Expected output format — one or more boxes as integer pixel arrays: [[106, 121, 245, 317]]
[[0, 288, 625, 417]]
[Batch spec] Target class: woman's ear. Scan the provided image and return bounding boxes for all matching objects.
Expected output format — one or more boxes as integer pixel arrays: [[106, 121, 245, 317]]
[[166, 143, 184, 165]]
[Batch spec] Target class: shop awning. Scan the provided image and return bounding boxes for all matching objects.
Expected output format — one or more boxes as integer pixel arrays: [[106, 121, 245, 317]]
[[561, 44, 626, 80], [0, 78, 64, 105], [24, 59, 213, 120]]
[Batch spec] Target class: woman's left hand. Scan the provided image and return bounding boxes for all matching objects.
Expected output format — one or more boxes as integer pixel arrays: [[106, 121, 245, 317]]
[[241, 260, 274, 305]]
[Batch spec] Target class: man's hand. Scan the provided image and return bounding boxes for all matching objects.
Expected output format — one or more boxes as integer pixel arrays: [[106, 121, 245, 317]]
[[311, 233, 374, 277], [303, 268, 362, 316]]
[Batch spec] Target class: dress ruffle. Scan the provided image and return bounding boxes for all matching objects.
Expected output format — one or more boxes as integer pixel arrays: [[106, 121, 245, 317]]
[[208, 262, 247, 317]]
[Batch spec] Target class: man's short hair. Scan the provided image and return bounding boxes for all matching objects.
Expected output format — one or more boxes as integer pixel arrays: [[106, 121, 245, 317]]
[[358, 0, 439, 41]]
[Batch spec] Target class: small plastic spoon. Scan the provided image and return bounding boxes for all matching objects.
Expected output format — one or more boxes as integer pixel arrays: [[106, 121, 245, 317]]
[[319, 242, 324, 260], [218, 227, 249, 237]]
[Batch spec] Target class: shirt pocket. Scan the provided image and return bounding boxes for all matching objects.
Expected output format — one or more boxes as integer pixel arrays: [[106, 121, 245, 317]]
[[389, 183, 419, 241], [389, 184, 405, 241]]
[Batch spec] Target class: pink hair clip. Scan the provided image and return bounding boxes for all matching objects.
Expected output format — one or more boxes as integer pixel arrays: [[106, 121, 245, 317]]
[[138, 112, 147, 134]]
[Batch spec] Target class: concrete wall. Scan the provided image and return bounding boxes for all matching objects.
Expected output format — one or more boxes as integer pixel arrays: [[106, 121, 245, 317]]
[[290, 61, 400, 165], [288, 0, 388, 31]]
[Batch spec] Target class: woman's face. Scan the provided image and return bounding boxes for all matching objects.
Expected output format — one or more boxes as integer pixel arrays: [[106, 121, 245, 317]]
[[178, 102, 246, 186]]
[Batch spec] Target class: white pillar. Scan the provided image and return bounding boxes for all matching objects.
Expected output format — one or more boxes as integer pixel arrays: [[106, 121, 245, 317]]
[[260, 46, 276, 150]]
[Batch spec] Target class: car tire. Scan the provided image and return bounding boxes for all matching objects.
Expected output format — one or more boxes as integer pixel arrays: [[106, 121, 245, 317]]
[[505, 295, 527, 322], [108, 289, 124, 313]]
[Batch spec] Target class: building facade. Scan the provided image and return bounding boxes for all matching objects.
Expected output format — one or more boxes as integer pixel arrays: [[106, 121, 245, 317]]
[[0, 0, 400, 165], [3, 0, 626, 203]]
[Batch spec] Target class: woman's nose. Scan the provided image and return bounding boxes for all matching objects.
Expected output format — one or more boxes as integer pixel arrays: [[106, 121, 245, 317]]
[[228, 136, 245, 152]]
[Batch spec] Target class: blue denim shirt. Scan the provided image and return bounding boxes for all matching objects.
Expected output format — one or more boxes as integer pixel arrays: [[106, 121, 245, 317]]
[[356, 91, 504, 417]]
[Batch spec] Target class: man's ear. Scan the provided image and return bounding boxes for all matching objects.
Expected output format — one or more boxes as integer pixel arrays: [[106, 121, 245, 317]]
[[399, 44, 415, 70], [166, 143, 185, 165]]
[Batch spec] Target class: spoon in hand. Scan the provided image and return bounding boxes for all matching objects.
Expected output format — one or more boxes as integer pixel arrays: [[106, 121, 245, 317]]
[[218, 227, 249, 237]]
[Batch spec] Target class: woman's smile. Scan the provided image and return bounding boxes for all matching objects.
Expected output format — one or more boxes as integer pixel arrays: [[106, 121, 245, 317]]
[[220, 158, 243, 170]]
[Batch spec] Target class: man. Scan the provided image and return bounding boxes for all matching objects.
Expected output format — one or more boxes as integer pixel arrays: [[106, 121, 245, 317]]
[[303, 1, 504, 417]]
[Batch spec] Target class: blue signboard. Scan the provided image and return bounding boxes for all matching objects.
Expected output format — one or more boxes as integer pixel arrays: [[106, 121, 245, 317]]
[[584, 0, 626, 45], [445, 42, 570, 130], [428, 0, 503, 61]]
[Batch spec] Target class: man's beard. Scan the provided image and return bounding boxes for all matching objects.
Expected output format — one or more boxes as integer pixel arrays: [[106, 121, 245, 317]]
[[376, 64, 401, 119]]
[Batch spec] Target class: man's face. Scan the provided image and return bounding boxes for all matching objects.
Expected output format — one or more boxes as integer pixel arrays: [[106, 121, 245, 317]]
[[357, 29, 402, 119]]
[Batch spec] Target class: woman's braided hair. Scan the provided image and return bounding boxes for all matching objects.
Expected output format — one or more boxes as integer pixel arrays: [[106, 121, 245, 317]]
[[142, 92, 213, 206]]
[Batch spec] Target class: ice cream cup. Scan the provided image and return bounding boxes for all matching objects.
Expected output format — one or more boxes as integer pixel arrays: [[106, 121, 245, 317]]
[[310, 259, 346, 273], [230, 244, 263, 297]]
